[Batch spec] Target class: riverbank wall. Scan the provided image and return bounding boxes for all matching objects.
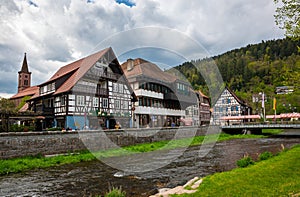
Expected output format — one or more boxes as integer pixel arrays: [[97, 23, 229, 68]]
[[0, 126, 215, 159]]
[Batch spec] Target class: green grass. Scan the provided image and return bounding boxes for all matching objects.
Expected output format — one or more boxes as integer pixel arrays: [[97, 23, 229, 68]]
[[0, 151, 96, 175], [173, 145, 300, 197], [103, 187, 126, 197], [122, 133, 264, 153], [0, 133, 267, 175], [262, 129, 283, 135]]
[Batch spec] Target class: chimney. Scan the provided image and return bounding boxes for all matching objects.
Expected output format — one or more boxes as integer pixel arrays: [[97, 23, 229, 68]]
[[127, 58, 134, 71]]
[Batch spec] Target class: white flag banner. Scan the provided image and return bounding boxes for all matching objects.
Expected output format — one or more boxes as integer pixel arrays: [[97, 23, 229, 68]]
[[262, 93, 265, 108]]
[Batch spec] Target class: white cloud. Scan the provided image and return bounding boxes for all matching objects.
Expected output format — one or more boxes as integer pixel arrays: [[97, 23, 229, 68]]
[[0, 93, 15, 99], [0, 0, 284, 95]]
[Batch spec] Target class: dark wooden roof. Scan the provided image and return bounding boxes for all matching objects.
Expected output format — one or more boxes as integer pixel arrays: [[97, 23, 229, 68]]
[[225, 87, 248, 106], [19, 53, 30, 74], [121, 58, 178, 83]]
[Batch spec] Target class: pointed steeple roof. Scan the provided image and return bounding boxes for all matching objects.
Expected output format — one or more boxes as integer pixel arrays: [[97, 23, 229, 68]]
[[20, 53, 30, 73]]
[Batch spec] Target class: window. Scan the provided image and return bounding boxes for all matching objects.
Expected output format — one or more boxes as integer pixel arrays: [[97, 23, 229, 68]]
[[122, 100, 128, 109], [61, 96, 66, 106], [77, 95, 85, 106], [93, 97, 99, 107], [194, 109, 198, 115], [113, 83, 118, 92], [103, 98, 108, 108], [115, 100, 120, 109], [119, 84, 123, 93], [185, 109, 190, 115]]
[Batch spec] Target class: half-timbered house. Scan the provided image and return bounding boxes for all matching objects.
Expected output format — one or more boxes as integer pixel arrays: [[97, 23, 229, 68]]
[[29, 47, 136, 130], [121, 58, 198, 128], [212, 87, 251, 125]]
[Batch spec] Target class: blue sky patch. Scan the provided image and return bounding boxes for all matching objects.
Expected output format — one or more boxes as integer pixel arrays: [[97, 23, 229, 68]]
[[116, 0, 136, 7]]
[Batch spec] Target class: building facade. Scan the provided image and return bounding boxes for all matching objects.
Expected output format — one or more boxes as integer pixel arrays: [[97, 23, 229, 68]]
[[212, 87, 251, 125], [27, 48, 136, 130], [196, 90, 211, 126], [121, 58, 198, 128]]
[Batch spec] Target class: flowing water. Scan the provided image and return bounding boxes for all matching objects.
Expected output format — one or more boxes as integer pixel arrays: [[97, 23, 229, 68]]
[[0, 136, 299, 197]]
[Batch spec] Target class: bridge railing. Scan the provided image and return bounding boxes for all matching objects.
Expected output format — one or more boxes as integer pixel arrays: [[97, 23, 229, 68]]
[[242, 121, 300, 125], [221, 123, 300, 129]]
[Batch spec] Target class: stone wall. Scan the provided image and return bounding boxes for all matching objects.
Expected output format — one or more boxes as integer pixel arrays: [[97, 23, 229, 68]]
[[0, 126, 211, 159]]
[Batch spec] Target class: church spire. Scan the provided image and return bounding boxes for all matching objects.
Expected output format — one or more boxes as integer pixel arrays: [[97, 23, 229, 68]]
[[20, 53, 29, 73], [18, 53, 31, 92]]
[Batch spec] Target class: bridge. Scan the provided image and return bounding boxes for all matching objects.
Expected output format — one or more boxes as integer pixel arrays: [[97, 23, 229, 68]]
[[221, 123, 300, 134]]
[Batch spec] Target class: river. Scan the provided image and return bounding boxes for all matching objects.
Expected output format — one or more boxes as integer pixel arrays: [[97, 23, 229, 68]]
[[0, 136, 299, 197]]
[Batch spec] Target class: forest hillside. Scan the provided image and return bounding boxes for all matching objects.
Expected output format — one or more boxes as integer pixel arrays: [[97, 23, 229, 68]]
[[172, 38, 300, 115]]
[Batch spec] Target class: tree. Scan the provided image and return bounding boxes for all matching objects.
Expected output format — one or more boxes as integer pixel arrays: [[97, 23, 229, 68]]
[[0, 98, 16, 132], [274, 0, 300, 40]]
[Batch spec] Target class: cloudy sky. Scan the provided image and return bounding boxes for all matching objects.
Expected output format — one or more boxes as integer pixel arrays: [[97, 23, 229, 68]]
[[0, 0, 284, 98]]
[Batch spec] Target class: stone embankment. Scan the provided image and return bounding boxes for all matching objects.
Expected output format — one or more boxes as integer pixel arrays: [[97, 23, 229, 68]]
[[0, 126, 213, 159]]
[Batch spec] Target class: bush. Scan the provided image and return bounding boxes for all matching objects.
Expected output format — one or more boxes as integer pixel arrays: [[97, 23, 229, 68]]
[[258, 151, 273, 161], [9, 124, 34, 132], [237, 156, 255, 168], [105, 187, 126, 197], [46, 127, 62, 131]]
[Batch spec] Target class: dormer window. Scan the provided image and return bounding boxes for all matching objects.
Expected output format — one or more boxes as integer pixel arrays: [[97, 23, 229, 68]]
[[40, 82, 55, 95]]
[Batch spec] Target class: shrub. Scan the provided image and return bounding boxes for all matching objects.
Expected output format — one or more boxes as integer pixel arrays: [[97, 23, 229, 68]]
[[258, 151, 273, 161], [105, 187, 126, 197], [237, 156, 255, 168], [47, 127, 62, 131], [9, 125, 34, 132]]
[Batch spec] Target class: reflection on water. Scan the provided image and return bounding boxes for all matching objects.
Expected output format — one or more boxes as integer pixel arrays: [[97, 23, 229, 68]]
[[0, 137, 299, 197]]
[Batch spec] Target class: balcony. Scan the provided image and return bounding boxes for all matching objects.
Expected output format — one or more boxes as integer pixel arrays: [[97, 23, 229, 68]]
[[36, 105, 54, 115], [134, 106, 185, 116], [72, 85, 108, 96], [135, 89, 163, 99], [85, 70, 120, 81], [96, 88, 108, 96]]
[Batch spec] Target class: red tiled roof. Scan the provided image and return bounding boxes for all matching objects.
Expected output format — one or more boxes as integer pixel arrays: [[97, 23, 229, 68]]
[[53, 48, 111, 95], [18, 102, 29, 112], [121, 58, 177, 83], [24, 47, 137, 102], [10, 86, 39, 99], [48, 59, 82, 82], [197, 90, 209, 99]]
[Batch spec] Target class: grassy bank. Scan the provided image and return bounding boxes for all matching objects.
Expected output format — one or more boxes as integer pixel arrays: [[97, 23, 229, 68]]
[[174, 144, 300, 197], [0, 132, 275, 175]]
